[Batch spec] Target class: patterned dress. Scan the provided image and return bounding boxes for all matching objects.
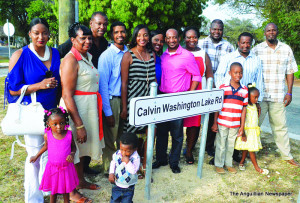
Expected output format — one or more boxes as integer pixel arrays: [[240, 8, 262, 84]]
[[124, 50, 156, 133], [235, 104, 262, 152]]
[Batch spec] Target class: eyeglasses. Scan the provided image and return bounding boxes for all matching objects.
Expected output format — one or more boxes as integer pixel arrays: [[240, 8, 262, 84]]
[[45, 70, 53, 78]]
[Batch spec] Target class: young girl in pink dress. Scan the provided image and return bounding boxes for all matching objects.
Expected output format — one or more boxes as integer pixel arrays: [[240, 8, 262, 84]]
[[30, 107, 79, 202]]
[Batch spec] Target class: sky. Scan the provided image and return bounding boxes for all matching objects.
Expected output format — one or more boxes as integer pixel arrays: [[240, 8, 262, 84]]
[[202, 1, 262, 26]]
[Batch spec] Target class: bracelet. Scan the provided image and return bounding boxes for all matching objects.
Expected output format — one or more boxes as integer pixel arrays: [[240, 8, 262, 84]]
[[76, 125, 85, 130], [286, 93, 292, 96]]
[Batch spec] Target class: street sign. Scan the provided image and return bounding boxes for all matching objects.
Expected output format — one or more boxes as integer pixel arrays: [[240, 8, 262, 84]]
[[3, 22, 15, 36], [129, 88, 224, 126]]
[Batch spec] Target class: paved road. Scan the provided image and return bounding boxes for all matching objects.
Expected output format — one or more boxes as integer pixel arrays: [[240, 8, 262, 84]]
[[0, 46, 17, 58], [260, 87, 300, 140]]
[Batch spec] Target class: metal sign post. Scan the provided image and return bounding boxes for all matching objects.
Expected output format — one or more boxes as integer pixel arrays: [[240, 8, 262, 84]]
[[129, 78, 222, 199], [3, 19, 15, 59], [197, 77, 213, 178], [7, 19, 11, 59], [144, 82, 157, 200]]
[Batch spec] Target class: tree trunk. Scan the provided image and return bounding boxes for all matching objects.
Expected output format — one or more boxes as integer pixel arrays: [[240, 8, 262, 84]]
[[58, 0, 75, 44]]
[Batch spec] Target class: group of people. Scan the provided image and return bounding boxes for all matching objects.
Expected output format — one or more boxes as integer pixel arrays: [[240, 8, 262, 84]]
[[4, 9, 299, 203]]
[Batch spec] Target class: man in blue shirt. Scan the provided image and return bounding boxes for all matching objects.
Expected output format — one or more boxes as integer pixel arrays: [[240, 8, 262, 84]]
[[98, 21, 128, 174], [215, 32, 264, 102]]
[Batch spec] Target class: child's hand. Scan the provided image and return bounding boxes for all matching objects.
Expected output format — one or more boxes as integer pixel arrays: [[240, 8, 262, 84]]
[[211, 123, 218, 133], [29, 156, 37, 163], [108, 174, 116, 184], [122, 156, 130, 164], [66, 153, 74, 163], [238, 128, 247, 141]]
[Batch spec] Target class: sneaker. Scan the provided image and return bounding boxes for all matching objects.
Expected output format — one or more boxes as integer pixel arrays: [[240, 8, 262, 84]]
[[226, 166, 237, 174], [239, 164, 246, 171], [215, 167, 225, 174]]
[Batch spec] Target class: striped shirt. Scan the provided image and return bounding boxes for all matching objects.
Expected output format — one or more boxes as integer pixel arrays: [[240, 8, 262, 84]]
[[215, 50, 264, 102], [198, 36, 234, 76], [252, 41, 298, 102], [217, 82, 248, 128]]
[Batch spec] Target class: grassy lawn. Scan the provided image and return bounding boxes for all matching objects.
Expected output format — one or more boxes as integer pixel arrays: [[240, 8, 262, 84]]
[[0, 76, 299, 202], [0, 56, 9, 63]]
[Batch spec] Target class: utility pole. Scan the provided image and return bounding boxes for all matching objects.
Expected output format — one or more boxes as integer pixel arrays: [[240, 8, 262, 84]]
[[59, 0, 75, 44]]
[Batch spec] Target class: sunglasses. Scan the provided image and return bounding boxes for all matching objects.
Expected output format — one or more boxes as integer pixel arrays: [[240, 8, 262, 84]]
[[45, 70, 53, 78]]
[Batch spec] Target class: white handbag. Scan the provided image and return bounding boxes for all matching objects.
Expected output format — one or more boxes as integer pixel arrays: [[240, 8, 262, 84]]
[[1, 85, 45, 136]]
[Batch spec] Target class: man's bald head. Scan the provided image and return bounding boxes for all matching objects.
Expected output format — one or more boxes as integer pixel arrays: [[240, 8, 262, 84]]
[[264, 23, 278, 32], [165, 28, 180, 52], [166, 29, 178, 38]]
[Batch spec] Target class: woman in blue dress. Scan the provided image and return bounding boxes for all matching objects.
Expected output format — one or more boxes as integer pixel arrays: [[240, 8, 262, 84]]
[[5, 18, 60, 203]]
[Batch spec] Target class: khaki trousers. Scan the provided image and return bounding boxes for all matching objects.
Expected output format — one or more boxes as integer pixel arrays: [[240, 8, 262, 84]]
[[102, 97, 124, 172], [259, 101, 293, 160], [215, 125, 239, 167]]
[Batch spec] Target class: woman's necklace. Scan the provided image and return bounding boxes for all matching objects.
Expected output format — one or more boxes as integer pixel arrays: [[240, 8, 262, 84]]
[[29, 43, 50, 62], [136, 48, 150, 90]]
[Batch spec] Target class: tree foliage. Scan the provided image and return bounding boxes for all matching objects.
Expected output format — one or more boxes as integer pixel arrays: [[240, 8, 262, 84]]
[[1, 0, 209, 45], [0, 0, 30, 41], [26, 0, 59, 45], [214, 0, 300, 62], [78, 0, 209, 39], [224, 18, 264, 47]]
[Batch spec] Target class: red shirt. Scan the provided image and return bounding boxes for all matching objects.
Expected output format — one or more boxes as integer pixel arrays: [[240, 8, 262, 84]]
[[217, 82, 248, 128]]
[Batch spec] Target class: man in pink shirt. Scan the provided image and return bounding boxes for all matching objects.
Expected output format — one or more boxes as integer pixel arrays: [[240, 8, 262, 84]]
[[153, 29, 201, 173]]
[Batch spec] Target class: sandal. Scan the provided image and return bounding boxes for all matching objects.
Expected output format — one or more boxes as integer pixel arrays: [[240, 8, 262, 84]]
[[239, 164, 246, 171], [76, 183, 101, 190], [138, 166, 146, 179], [258, 168, 269, 175], [185, 155, 194, 165], [74, 197, 92, 203]]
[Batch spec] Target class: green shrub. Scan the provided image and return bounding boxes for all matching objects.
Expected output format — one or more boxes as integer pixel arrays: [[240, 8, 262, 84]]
[[295, 65, 300, 79]]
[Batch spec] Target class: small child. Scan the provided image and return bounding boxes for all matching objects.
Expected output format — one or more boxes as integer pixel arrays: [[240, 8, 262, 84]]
[[108, 132, 140, 203], [212, 62, 248, 174], [30, 107, 78, 203], [235, 83, 269, 174]]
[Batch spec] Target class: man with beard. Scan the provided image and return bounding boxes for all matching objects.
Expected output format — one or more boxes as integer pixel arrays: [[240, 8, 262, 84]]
[[198, 19, 237, 162], [215, 32, 263, 101], [252, 23, 299, 167], [98, 22, 128, 174], [58, 11, 109, 68]]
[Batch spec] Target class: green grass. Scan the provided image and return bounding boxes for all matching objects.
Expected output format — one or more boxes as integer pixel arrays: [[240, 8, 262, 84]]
[[294, 65, 300, 79], [0, 56, 9, 63]]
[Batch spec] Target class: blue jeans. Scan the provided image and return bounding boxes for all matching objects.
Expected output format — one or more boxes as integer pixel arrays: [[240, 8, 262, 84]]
[[110, 184, 135, 203], [155, 119, 184, 166]]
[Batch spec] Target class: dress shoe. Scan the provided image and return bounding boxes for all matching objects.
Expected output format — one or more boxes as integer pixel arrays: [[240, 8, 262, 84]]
[[170, 165, 181, 173], [206, 149, 215, 157], [285, 159, 300, 167], [152, 161, 168, 169], [209, 158, 214, 165], [233, 155, 242, 163]]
